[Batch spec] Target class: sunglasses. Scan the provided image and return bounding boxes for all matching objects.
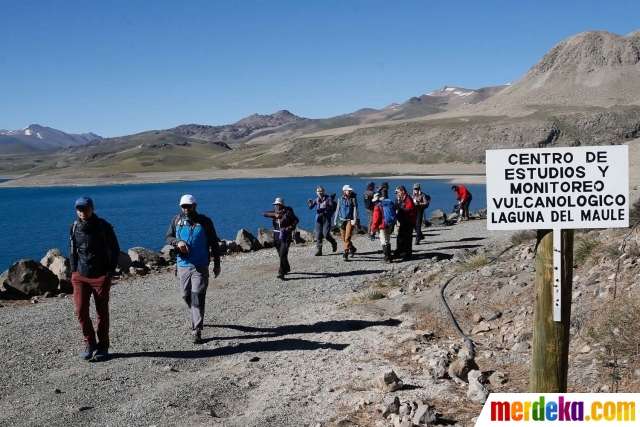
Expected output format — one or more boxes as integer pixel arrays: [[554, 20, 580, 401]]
[[76, 206, 90, 212], [180, 204, 194, 209]]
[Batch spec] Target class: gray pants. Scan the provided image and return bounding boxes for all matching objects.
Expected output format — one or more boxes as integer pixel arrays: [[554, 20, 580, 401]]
[[177, 264, 209, 335]]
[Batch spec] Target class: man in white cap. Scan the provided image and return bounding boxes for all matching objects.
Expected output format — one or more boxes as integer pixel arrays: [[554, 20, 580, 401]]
[[334, 184, 360, 261], [166, 194, 221, 344], [264, 197, 299, 279]]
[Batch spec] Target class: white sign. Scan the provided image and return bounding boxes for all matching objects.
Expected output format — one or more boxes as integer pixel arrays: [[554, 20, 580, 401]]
[[486, 146, 629, 230]]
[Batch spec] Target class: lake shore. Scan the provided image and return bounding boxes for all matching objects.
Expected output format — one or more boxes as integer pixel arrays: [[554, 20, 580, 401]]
[[0, 163, 486, 187]]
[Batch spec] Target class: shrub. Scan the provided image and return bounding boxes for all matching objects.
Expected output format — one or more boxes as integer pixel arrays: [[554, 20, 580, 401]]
[[574, 235, 601, 264], [456, 253, 489, 273], [510, 230, 537, 246], [630, 197, 640, 227]]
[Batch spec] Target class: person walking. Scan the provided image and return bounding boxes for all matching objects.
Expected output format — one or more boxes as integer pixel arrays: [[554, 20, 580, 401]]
[[363, 181, 376, 235], [166, 194, 221, 344], [308, 186, 338, 256], [264, 198, 299, 279], [369, 193, 393, 263], [452, 185, 473, 221], [334, 184, 359, 261], [394, 185, 416, 261], [412, 183, 430, 245], [69, 196, 120, 361]]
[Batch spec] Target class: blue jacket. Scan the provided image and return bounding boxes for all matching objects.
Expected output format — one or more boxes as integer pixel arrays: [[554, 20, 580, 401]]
[[335, 195, 359, 222]]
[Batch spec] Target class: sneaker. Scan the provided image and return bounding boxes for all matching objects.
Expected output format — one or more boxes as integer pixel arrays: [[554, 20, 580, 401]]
[[315, 248, 322, 256], [349, 246, 357, 255], [81, 344, 97, 360], [277, 273, 285, 280], [343, 251, 349, 261], [93, 347, 109, 362], [331, 241, 338, 253]]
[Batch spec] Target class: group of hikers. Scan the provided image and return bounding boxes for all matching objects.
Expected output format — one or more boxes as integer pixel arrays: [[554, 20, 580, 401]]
[[67, 182, 472, 360]]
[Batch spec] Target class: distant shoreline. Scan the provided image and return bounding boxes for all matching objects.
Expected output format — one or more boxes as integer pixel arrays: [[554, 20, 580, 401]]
[[0, 163, 487, 188]]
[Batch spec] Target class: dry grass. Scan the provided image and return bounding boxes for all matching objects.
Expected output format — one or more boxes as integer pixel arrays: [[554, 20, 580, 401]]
[[455, 253, 490, 273], [581, 297, 640, 391], [574, 235, 601, 264], [510, 230, 537, 246]]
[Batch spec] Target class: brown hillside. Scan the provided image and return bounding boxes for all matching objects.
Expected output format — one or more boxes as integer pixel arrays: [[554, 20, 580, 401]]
[[490, 30, 640, 108]]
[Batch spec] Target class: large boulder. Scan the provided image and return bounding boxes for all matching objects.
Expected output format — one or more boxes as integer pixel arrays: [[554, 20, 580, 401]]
[[128, 247, 162, 267], [235, 229, 262, 252], [118, 251, 133, 271], [40, 248, 70, 291], [294, 228, 316, 244], [430, 209, 448, 226], [1, 259, 59, 298], [257, 228, 274, 248]]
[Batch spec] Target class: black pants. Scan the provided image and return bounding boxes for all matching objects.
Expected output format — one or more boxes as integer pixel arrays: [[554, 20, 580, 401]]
[[314, 216, 336, 249], [460, 195, 473, 219], [415, 209, 425, 243], [395, 222, 413, 259], [274, 239, 291, 275]]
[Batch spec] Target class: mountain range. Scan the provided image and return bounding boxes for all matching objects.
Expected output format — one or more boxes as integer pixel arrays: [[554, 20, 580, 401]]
[[2, 29, 640, 176], [0, 125, 101, 153]]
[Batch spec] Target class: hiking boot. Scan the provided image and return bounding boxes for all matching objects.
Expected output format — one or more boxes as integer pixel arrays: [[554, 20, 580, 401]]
[[331, 240, 338, 252], [277, 273, 285, 280], [349, 246, 357, 255], [343, 251, 349, 261], [192, 331, 202, 344], [93, 346, 109, 362], [81, 344, 97, 360], [383, 244, 392, 263], [315, 248, 322, 256]]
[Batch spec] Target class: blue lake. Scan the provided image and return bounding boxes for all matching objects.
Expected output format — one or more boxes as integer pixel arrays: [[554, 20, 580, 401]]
[[0, 176, 486, 271]]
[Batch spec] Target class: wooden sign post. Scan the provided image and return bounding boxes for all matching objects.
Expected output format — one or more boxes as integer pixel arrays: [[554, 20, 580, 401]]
[[486, 146, 629, 393]]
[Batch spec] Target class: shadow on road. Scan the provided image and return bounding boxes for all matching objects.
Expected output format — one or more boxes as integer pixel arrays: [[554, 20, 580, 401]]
[[284, 269, 386, 280], [110, 338, 349, 360], [206, 318, 402, 339]]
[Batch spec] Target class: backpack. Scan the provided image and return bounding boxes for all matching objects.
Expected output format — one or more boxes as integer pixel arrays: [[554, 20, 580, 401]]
[[380, 199, 396, 227], [329, 193, 338, 215]]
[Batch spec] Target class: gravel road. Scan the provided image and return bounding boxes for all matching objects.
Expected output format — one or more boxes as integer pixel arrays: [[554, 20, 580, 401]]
[[0, 220, 512, 427]]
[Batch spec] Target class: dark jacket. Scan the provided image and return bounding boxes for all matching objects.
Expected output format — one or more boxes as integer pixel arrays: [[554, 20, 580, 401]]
[[166, 212, 221, 268], [264, 206, 299, 241], [69, 214, 120, 279], [309, 195, 334, 220], [396, 196, 417, 225]]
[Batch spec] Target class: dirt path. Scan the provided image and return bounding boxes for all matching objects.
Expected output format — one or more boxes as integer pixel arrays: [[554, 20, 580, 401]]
[[0, 223, 510, 427]]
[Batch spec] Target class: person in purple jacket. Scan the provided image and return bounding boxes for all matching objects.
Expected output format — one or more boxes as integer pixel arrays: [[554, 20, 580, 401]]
[[308, 185, 338, 256]]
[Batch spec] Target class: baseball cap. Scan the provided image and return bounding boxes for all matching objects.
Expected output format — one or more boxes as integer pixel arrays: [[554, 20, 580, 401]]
[[413, 183, 421, 189], [273, 197, 285, 205], [380, 182, 389, 189], [367, 181, 375, 188], [179, 194, 197, 206], [75, 196, 94, 208], [342, 185, 353, 192]]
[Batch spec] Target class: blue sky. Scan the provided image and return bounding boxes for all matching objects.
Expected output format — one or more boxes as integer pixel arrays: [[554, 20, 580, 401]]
[[0, 0, 638, 137]]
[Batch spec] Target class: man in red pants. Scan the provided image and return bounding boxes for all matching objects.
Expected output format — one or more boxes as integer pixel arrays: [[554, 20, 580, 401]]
[[69, 196, 120, 361]]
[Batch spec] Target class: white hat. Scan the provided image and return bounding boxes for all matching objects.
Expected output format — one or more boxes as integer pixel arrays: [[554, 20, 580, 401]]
[[342, 185, 353, 192], [179, 194, 196, 206], [273, 197, 285, 205]]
